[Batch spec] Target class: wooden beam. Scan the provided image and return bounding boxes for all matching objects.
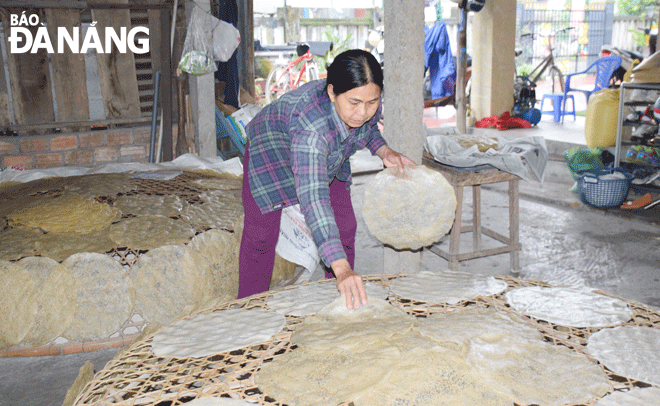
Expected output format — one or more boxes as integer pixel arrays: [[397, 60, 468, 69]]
[[0, 1, 173, 9], [4, 116, 151, 132]]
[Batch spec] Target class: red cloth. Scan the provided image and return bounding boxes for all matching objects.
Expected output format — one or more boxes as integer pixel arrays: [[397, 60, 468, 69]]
[[474, 112, 532, 131], [496, 112, 532, 131], [475, 116, 498, 128]]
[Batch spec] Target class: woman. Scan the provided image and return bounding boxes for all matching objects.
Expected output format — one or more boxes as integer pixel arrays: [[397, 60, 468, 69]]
[[239, 49, 414, 309]]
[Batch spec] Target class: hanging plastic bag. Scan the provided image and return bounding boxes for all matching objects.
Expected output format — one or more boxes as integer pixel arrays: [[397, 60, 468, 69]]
[[179, 7, 217, 76], [229, 104, 263, 144], [212, 16, 240, 62]]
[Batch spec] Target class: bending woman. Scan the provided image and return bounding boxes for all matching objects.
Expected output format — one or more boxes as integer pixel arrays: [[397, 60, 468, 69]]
[[239, 49, 414, 309]]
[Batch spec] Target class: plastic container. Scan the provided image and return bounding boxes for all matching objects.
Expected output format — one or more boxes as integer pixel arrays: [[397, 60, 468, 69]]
[[576, 168, 633, 209], [584, 88, 619, 148]]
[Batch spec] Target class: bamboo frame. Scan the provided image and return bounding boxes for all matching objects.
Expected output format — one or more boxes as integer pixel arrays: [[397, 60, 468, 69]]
[[71, 275, 660, 406]]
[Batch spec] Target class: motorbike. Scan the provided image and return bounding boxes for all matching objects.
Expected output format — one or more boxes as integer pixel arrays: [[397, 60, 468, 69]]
[[600, 45, 645, 85]]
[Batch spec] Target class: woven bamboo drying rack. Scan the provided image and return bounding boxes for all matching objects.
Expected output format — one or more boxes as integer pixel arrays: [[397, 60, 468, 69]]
[[0, 170, 242, 357], [72, 274, 660, 406]]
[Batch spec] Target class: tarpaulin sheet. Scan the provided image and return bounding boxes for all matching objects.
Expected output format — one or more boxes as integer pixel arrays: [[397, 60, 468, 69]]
[[424, 134, 548, 182], [424, 22, 456, 99]]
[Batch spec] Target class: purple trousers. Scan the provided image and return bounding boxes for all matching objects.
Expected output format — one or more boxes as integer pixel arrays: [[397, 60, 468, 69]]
[[238, 149, 357, 299]]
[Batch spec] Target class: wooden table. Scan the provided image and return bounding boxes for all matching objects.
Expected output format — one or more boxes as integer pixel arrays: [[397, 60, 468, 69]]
[[423, 152, 521, 271]]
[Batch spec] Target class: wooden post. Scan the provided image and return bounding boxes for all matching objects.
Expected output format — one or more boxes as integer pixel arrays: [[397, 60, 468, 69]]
[[147, 0, 163, 74], [159, 5, 173, 161], [175, 74, 188, 156], [238, 0, 255, 98], [0, 18, 10, 128], [185, 0, 215, 158], [456, 6, 468, 134]]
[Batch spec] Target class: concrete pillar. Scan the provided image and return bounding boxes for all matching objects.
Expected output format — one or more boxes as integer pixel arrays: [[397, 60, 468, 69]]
[[470, 0, 517, 120], [185, 0, 216, 158], [382, 0, 425, 275]]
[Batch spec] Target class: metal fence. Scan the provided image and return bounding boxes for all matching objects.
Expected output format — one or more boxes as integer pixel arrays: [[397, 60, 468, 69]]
[[516, 4, 611, 75]]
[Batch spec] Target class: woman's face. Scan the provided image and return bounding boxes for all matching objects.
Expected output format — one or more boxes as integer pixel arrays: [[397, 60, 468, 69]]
[[328, 83, 381, 129]]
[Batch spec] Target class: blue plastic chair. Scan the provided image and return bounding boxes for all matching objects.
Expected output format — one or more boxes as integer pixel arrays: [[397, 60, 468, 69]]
[[561, 55, 622, 122]]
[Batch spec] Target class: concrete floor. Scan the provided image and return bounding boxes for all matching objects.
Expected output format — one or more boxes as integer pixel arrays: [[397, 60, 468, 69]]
[[2, 112, 659, 406]]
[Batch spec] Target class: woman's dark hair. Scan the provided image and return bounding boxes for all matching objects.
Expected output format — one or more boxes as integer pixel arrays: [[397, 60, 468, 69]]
[[326, 49, 384, 95]]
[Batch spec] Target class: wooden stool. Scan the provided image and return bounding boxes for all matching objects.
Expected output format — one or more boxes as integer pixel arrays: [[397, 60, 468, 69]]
[[422, 153, 521, 271]]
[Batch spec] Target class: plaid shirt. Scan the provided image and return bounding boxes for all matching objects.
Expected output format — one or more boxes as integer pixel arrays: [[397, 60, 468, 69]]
[[245, 79, 387, 266]]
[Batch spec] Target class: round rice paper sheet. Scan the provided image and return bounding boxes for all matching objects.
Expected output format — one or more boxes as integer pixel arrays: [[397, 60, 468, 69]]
[[36, 228, 114, 262], [0, 194, 51, 219], [180, 201, 242, 232], [0, 261, 38, 347], [192, 176, 243, 191], [63, 173, 137, 199], [7, 193, 121, 234], [0, 227, 42, 261], [362, 165, 456, 250], [267, 281, 389, 316], [416, 308, 610, 405], [416, 308, 543, 348], [256, 343, 403, 406], [109, 215, 195, 251], [505, 286, 633, 327], [595, 387, 660, 405], [0, 176, 66, 194], [62, 253, 131, 342], [354, 343, 514, 406], [16, 257, 76, 347], [389, 269, 508, 304], [130, 245, 214, 325], [257, 322, 512, 406], [112, 194, 188, 218], [291, 296, 416, 351], [587, 326, 660, 386], [189, 229, 239, 302], [151, 308, 285, 358], [0, 177, 67, 217], [199, 189, 242, 204]]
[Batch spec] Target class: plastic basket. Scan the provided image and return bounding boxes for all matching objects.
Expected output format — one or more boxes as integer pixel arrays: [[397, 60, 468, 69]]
[[576, 168, 633, 209]]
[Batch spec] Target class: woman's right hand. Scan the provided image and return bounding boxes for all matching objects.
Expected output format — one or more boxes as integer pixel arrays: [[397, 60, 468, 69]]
[[375, 145, 416, 173], [331, 259, 367, 310]]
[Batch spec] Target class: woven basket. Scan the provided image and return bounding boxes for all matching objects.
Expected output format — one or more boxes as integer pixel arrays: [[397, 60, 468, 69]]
[[576, 168, 632, 209]]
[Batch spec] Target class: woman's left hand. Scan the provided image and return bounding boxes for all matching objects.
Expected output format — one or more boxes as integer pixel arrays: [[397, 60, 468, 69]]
[[375, 145, 416, 173]]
